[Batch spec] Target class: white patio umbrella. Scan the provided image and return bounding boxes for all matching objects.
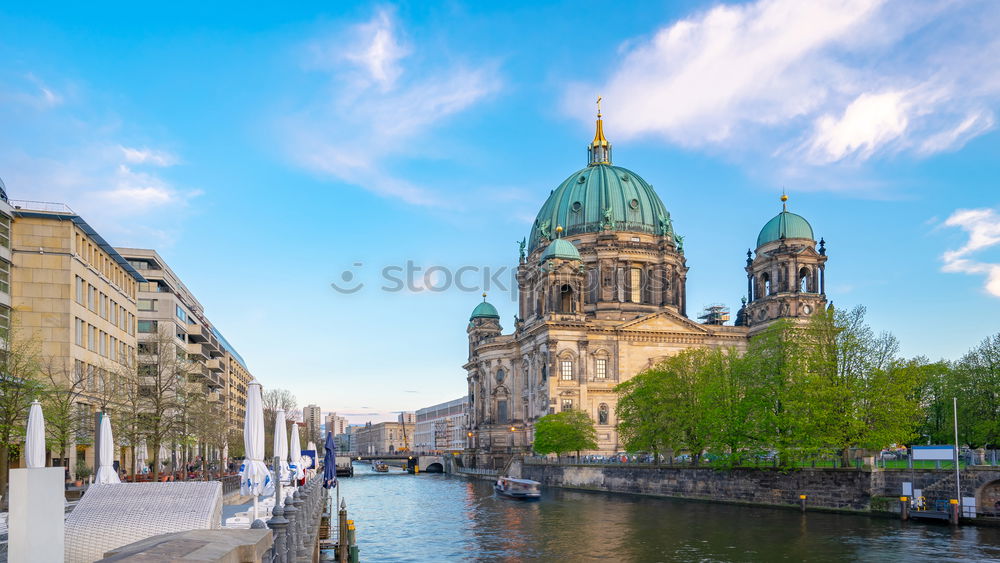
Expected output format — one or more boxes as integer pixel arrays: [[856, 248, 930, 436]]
[[94, 414, 120, 484], [25, 400, 45, 468], [239, 380, 272, 520], [289, 422, 304, 485], [273, 409, 290, 483], [136, 440, 148, 474]]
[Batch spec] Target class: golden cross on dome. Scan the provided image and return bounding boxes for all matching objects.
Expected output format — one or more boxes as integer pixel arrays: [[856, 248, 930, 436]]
[[596, 96, 602, 118]]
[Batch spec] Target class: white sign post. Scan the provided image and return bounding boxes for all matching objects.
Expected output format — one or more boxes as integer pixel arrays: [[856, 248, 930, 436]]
[[9, 467, 65, 562]]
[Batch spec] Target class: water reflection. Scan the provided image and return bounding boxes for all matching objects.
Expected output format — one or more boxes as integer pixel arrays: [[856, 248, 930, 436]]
[[338, 464, 1000, 562]]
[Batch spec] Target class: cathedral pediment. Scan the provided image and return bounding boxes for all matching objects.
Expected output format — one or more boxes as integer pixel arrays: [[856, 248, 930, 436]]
[[615, 310, 711, 334]]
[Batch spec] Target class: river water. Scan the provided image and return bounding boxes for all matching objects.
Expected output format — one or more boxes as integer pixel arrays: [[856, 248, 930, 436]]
[[336, 463, 1000, 562]]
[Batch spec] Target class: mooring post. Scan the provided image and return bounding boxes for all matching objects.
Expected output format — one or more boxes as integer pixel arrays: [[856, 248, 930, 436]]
[[899, 497, 909, 521], [949, 499, 960, 525], [799, 494, 806, 513]]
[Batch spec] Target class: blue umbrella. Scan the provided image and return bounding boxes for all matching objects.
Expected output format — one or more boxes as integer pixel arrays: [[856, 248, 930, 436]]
[[323, 431, 337, 489]]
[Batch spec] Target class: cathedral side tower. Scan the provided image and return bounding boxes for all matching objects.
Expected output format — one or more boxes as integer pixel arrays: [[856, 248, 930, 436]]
[[744, 195, 828, 333]]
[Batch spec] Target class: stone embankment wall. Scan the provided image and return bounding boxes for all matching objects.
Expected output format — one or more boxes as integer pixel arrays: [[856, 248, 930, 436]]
[[520, 463, 876, 510], [519, 463, 1000, 514]]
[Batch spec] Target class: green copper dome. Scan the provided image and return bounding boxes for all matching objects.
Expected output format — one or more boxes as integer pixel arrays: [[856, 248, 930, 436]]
[[470, 300, 500, 321], [756, 211, 814, 247], [527, 164, 674, 252], [540, 238, 581, 261]]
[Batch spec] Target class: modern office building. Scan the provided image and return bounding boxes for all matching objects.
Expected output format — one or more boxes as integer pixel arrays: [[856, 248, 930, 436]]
[[213, 327, 252, 432], [414, 397, 468, 453], [0, 183, 13, 338], [116, 249, 225, 401], [10, 199, 142, 471], [353, 421, 409, 455]]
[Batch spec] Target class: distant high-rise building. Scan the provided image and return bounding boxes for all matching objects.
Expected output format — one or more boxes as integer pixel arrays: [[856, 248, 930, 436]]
[[415, 397, 468, 453], [397, 412, 416, 425], [325, 412, 348, 436], [303, 404, 322, 442]]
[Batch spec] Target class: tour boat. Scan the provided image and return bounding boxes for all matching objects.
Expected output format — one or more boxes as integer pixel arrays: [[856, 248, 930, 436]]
[[373, 461, 389, 473], [494, 477, 541, 500]]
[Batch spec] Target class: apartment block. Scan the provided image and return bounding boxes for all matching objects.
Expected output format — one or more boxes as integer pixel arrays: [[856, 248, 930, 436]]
[[10, 200, 142, 469], [325, 412, 348, 437]]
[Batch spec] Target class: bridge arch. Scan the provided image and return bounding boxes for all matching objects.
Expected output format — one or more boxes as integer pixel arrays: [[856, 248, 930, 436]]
[[424, 462, 444, 473], [979, 479, 1000, 517]]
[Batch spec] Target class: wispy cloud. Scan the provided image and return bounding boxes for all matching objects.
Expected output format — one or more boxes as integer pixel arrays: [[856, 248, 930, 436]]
[[0, 72, 198, 246], [941, 208, 1000, 297], [282, 8, 501, 207], [569, 0, 1000, 177], [120, 146, 178, 167]]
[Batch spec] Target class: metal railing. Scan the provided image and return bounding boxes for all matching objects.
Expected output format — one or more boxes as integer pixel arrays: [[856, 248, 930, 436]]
[[262, 474, 330, 563]]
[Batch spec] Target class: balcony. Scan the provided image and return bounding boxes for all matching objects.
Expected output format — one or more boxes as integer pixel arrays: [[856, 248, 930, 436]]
[[206, 358, 225, 373]]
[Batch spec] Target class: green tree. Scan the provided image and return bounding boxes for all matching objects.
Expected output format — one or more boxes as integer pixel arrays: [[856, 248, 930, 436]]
[[533, 410, 597, 458], [615, 349, 715, 464], [39, 357, 86, 470], [0, 326, 44, 492]]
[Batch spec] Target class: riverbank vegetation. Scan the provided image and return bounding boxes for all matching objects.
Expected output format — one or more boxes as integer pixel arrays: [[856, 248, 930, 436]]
[[533, 410, 598, 458], [615, 305, 999, 468]]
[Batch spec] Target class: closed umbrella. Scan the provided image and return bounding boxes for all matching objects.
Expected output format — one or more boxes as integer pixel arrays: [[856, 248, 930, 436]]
[[94, 414, 120, 484], [136, 440, 148, 474], [323, 431, 337, 489], [25, 400, 45, 468], [239, 380, 272, 520], [273, 409, 290, 483], [289, 422, 304, 484]]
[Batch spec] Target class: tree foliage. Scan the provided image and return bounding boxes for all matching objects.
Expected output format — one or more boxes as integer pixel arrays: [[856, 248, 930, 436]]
[[615, 306, 931, 467], [533, 410, 597, 457]]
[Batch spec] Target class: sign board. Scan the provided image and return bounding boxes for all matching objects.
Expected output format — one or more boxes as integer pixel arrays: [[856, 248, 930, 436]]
[[912, 445, 954, 461], [902, 482, 912, 496], [962, 497, 976, 518]]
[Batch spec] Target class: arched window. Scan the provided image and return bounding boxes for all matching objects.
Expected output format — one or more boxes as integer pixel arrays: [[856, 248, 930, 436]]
[[559, 284, 574, 313], [799, 267, 810, 292], [761, 273, 771, 296], [630, 268, 642, 303], [598, 403, 609, 425]]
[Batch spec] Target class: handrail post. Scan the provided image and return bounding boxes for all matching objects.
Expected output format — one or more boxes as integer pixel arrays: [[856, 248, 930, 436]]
[[283, 492, 299, 563], [295, 488, 308, 559], [267, 502, 288, 563]]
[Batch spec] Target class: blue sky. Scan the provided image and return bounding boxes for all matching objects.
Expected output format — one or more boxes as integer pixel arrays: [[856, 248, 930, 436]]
[[2, 1, 999, 423]]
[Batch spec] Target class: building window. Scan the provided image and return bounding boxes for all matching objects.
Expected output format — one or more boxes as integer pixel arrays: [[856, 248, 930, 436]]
[[110, 301, 117, 325], [138, 299, 155, 312], [598, 403, 609, 425], [630, 268, 642, 303], [561, 399, 573, 412], [0, 214, 9, 249], [76, 276, 84, 303], [75, 318, 84, 346], [88, 285, 96, 311], [176, 305, 187, 322], [99, 293, 106, 318], [560, 359, 573, 381], [88, 325, 96, 351], [497, 400, 508, 424], [595, 358, 607, 379], [0, 305, 9, 340], [99, 331, 106, 356], [137, 320, 157, 333]]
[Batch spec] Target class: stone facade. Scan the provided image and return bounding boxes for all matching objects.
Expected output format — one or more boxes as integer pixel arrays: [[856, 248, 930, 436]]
[[353, 421, 410, 455], [11, 203, 142, 472]]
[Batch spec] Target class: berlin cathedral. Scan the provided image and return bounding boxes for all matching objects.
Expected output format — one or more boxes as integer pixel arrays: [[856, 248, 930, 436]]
[[463, 107, 830, 467]]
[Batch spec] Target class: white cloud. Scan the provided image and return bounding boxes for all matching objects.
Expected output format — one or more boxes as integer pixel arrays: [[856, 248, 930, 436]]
[[120, 146, 177, 167], [339, 8, 409, 90], [572, 0, 1000, 172], [0, 72, 198, 246], [285, 10, 500, 207], [941, 208, 1000, 297]]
